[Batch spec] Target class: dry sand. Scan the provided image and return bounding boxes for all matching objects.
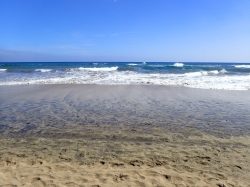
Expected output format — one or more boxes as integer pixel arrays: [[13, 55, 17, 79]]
[[0, 85, 250, 187]]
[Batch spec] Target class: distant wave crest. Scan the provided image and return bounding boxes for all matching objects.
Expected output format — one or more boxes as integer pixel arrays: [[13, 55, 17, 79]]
[[173, 63, 184, 67], [234, 65, 250, 68], [35, 69, 52, 73], [78, 67, 118, 71]]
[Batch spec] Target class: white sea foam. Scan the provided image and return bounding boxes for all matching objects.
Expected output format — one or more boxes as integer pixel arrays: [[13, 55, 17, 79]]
[[185, 71, 207, 77], [234, 65, 250, 68], [78, 67, 118, 71], [208, 70, 219, 75], [127, 63, 138, 66], [35, 69, 52, 73], [173, 63, 184, 67], [184, 70, 225, 76], [1, 70, 250, 90], [93, 63, 98, 66], [220, 69, 227, 74], [142, 62, 146, 65], [0, 69, 7, 72]]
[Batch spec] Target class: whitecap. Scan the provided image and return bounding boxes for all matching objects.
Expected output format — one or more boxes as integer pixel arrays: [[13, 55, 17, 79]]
[[0, 69, 7, 72], [234, 65, 250, 68], [127, 63, 138, 66], [35, 69, 52, 73], [220, 69, 227, 74], [78, 67, 118, 71], [173, 63, 184, 67], [208, 70, 219, 75]]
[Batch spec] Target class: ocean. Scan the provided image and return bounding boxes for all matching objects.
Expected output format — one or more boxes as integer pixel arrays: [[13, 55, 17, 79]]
[[0, 62, 250, 90]]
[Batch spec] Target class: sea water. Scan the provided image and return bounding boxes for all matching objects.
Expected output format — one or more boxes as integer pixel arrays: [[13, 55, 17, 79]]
[[0, 62, 250, 90]]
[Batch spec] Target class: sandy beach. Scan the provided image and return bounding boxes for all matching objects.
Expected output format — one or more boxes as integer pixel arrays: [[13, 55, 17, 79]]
[[0, 85, 250, 187]]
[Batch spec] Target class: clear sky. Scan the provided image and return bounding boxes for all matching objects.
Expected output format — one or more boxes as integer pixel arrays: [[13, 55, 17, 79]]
[[0, 0, 250, 62]]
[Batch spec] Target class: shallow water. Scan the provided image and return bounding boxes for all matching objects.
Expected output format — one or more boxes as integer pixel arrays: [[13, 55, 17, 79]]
[[0, 85, 250, 138]]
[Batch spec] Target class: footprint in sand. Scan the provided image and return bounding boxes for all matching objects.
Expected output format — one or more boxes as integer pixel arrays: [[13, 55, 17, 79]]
[[26, 177, 42, 184], [113, 173, 129, 182], [129, 160, 144, 166], [26, 160, 43, 166], [5, 160, 16, 167], [26, 177, 46, 187]]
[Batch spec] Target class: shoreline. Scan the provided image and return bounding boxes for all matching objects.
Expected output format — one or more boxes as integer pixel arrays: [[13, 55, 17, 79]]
[[1, 83, 250, 91], [0, 84, 250, 186], [1, 84, 250, 138]]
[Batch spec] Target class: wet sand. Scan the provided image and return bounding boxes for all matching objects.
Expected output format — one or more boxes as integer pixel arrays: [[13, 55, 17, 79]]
[[0, 85, 250, 187]]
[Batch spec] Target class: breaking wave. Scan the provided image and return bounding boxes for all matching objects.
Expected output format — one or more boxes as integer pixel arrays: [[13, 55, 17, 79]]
[[78, 67, 118, 71], [234, 65, 250, 68], [35, 69, 53, 73], [173, 63, 184, 67]]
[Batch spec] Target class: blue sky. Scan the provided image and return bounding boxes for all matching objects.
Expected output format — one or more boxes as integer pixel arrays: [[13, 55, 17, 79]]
[[0, 0, 250, 62]]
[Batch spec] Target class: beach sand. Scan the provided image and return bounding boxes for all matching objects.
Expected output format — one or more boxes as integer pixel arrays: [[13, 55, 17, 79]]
[[0, 85, 250, 187]]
